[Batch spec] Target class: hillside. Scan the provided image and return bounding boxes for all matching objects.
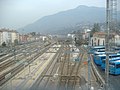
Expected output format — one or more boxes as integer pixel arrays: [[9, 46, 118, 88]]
[[18, 5, 120, 34]]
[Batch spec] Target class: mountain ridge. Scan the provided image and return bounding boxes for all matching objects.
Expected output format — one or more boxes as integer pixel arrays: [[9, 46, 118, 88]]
[[18, 5, 120, 34]]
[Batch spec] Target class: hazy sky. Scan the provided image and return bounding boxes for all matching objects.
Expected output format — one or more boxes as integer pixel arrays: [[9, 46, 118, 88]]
[[0, 0, 117, 29]]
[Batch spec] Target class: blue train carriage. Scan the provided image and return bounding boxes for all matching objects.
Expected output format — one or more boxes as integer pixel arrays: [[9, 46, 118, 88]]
[[93, 51, 105, 55], [113, 46, 120, 51], [94, 53, 120, 66], [93, 51, 105, 61], [90, 46, 105, 54], [94, 54, 106, 65], [101, 56, 120, 70], [109, 60, 120, 75]]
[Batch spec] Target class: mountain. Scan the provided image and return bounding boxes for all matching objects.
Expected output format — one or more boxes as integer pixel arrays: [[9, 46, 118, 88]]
[[18, 5, 120, 34]]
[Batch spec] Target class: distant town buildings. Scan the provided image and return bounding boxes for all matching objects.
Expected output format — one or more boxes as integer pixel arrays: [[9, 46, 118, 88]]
[[1, 28, 120, 47], [0, 28, 51, 46], [70, 28, 120, 46]]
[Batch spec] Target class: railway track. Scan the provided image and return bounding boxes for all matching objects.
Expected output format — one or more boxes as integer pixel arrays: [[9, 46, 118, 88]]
[[0, 53, 11, 63], [0, 42, 34, 62], [67, 48, 84, 90], [57, 45, 70, 90], [56, 45, 84, 90], [0, 42, 55, 86], [0, 41, 47, 72], [42, 48, 62, 90], [0, 53, 23, 72], [14, 53, 52, 90], [30, 45, 62, 90]]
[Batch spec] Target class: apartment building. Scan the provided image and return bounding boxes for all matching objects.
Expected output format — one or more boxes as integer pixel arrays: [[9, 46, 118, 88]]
[[0, 28, 19, 45]]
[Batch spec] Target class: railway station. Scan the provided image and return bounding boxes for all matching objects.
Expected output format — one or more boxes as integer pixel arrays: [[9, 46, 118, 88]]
[[0, 0, 120, 90]]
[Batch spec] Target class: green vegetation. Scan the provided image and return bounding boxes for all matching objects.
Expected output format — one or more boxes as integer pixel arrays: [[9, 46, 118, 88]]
[[90, 23, 101, 37], [2, 42, 6, 47], [75, 39, 88, 46], [30, 32, 36, 36]]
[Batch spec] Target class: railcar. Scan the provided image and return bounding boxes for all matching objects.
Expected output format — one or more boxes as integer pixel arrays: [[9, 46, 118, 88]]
[[101, 57, 120, 70], [90, 46, 105, 54], [109, 60, 120, 75], [94, 53, 120, 66]]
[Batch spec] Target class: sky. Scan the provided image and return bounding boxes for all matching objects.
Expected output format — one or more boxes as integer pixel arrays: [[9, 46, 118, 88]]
[[0, 0, 118, 29]]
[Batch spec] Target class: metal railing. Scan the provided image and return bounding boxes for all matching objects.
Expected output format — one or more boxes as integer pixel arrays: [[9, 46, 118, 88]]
[[91, 57, 105, 89]]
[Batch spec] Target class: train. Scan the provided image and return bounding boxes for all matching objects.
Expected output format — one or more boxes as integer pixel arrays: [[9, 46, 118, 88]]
[[90, 46, 105, 54], [94, 53, 120, 66], [91, 46, 120, 75], [109, 60, 120, 75], [101, 56, 120, 70]]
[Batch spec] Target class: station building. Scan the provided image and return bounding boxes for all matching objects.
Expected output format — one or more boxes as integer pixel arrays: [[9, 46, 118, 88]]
[[91, 32, 120, 46]]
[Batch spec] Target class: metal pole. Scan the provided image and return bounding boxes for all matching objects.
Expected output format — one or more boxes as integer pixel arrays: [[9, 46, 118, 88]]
[[23, 29, 26, 79], [88, 32, 91, 90], [105, 0, 110, 90], [111, 0, 117, 32], [14, 45, 16, 62], [88, 55, 91, 90], [110, 0, 117, 47]]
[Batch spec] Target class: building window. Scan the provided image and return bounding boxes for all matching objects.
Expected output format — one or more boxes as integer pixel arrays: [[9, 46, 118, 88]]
[[98, 39, 100, 46], [94, 42, 96, 46], [94, 38, 96, 40], [103, 40, 104, 46], [92, 39, 93, 46]]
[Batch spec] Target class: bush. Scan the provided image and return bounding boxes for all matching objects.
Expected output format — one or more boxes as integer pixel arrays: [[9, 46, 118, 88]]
[[2, 42, 6, 47]]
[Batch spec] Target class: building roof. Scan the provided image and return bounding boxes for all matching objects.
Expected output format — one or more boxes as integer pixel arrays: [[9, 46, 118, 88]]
[[94, 32, 106, 35], [0, 28, 18, 33], [93, 32, 116, 38]]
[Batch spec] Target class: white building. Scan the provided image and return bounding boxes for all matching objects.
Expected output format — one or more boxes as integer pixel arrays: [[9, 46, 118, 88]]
[[10, 30, 19, 43], [0, 28, 19, 45], [0, 29, 11, 45], [84, 29, 91, 39], [67, 34, 75, 39], [39, 35, 48, 42], [114, 35, 120, 46], [91, 32, 120, 46], [91, 32, 106, 46]]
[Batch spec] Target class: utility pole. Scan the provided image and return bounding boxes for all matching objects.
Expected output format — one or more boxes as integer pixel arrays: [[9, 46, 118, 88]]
[[87, 30, 91, 90], [111, 0, 117, 31], [105, 0, 110, 90], [110, 0, 117, 47]]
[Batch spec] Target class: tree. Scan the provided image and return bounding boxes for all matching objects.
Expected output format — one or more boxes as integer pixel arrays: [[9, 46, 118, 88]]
[[2, 42, 6, 47], [90, 23, 101, 37], [30, 32, 36, 36]]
